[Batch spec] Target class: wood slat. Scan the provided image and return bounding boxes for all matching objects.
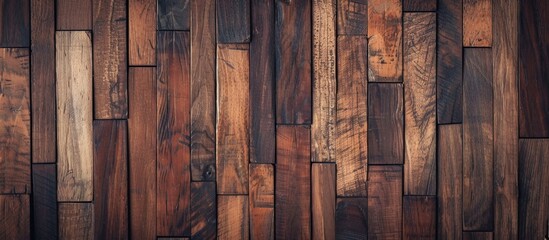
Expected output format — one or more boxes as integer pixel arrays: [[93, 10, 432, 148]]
[[58, 203, 93, 240], [32, 164, 58, 239], [56, 0, 92, 30], [312, 164, 336, 240], [158, 0, 190, 30], [129, 0, 156, 65], [191, 182, 217, 240], [403, 196, 436, 239], [249, 164, 274, 240], [403, 0, 436, 12], [335, 198, 368, 239], [463, 232, 493, 240], [216, 0, 250, 43], [0, 0, 29, 47], [0, 195, 30, 239], [218, 195, 249, 240], [368, 165, 403, 239], [337, 0, 367, 36], [463, 0, 492, 47]]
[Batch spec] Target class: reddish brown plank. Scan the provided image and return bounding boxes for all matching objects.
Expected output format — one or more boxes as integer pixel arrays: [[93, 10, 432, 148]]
[[335, 198, 368, 239], [0, 0, 29, 47], [0, 195, 30, 239], [337, 0, 367, 35], [217, 0, 250, 43], [56, 0, 92, 30], [158, 0, 190, 30], [32, 164, 58, 239], [312, 164, 336, 240], [463, 232, 493, 240], [191, 182, 216, 240], [249, 164, 274, 240], [463, 0, 492, 47], [403, 0, 436, 11], [129, 0, 156, 65], [368, 165, 402, 239], [403, 196, 436, 239], [58, 203, 93, 240], [218, 195, 249, 240]]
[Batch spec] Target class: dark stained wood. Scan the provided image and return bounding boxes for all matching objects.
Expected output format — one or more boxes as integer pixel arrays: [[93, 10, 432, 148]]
[[93, 0, 128, 119], [463, 48, 493, 231], [218, 195, 249, 240], [0, 195, 30, 239], [367, 83, 404, 164], [276, 126, 311, 239], [312, 164, 336, 240], [463, 0, 492, 47], [337, 0, 367, 35], [216, 0, 250, 43], [275, 0, 312, 124], [191, 182, 216, 240], [58, 203, 93, 240], [0, 0, 29, 47], [32, 164, 58, 239], [157, 31, 191, 236], [57, 0, 92, 30], [403, 196, 436, 239], [403, 0, 436, 12], [250, 0, 275, 164], [335, 198, 368, 239], [129, 0, 156, 65], [249, 164, 274, 240], [191, 0, 216, 180], [93, 120, 128, 239], [463, 232, 493, 240], [368, 165, 402, 239], [0, 48, 31, 194], [158, 0, 190, 30]]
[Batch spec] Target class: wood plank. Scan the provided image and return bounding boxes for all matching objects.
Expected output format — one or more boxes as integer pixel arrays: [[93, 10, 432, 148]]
[[56, 31, 93, 201], [93, 0, 128, 119], [403, 0, 436, 11], [519, 139, 549, 240], [249, 164, 274, 240], [437, 0, 462, 124], [216, 44, 249, 194], [403, 12, 436, 195], [158, 0, 190, 30], [58, 203, 93, 240], [218, 195, 249, 240], [276, 126, 311, 239], [129, 0, 156, 65], [367, 83, 404, 164], [275, 0, 312, 124], [337, 0, 367, 36], [128, 67, 156, 240], [335, 198, 368, 239], [0, 195, 30, 239], [463, 232, 493, 240], [403, 196, 436, 239], [367, 0, 402, 82], [312, 164, 336, 240], [93, 120, 128, 239], [0, 48, 31, 194], [32, 164, 58, 239], [0, 0, 29, 47], [463, 48, 493, 231], [336, 36, 367, 197], [191, 182, 216, 240], [216, 0, 250, 43], [57, 0, 92, 30], [463, 0, 492, 47], [191, 0, 216, 180], [157, 31, 191, 236], [368, 165, 402, 239], [250, 0, 275, 164]]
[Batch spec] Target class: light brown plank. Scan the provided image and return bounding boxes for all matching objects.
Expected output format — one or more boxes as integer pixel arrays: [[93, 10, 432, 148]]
[[403, 196, 436, 239], [129, 0, 156, 65], [463, 0, 492, 47], [0, 195, 30, 239], [312, 164, 336, 240], [57, 0, 92, 30], [337, 0, 367, 35], [58, 203, 93, 240], [368, 165, 402, 239], [249, 164, 274, 240], [218, 195, 249, 240]]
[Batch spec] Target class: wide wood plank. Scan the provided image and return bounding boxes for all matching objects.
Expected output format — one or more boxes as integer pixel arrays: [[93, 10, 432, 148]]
[[32, 164, 58, 239], [217, 0, 250, 43], [337, 0, 367, 36], [57, 0, 92, 30], [158, 0, 190, 30], [129, 0, 156, 65], [249, 164, 274, 240], [403, 196, 436, 239], [0, 0, 29, 47], [403, 0, 436, 11], [56, 32, 93, 201], [368, 165, 402, 239], [335, 198, 368, 239], [58, 203, 93, 240], [191, 182, 216, 240], [218, 195, 249, 240], [0, 195, 30, 239], [463, 0, 492, 47], [463, 232, 493, 240], [312, 164, 336, 240]]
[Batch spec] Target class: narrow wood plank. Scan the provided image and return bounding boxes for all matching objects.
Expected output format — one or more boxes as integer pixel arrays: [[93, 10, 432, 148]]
[[159, 238, 189, 240], [463, 0, 492, 47], [368, 0, 402, 82], [218, 195, 249, 240], [191, 0, 216, 180], [403, 196, 436, 239], [129, 0, 156, 65], [336, 36, 367, 197], [158, 0, 190, 30], [368, 165, 403, 239], [335, 198, 368, 239], [276, 126, 311, 239], [191, 182, 216, 240], [463, 232, 493, 240], [157, 31, 191, 236], [250, 0, 275, 164], [463, 48, 493, 231], [56, 31, 93, 201], [403, 12, 436, 195], [249, 164, 274, 240], [275, 0, 312, 124], [0, 48, 31, 194], [312, 164, 336, 240], [0, 195, 30, 239], [367, 84, 404, 164], [403, 0, 436, 11], [93, 0, 128, 119], [58, 203, 93, 240], [0, 0, 29, 47], [337, 0, 367, 35], [93, 120, 128, 239], [32, 164, 58, 239], [217, 44, 249, 194], [57, 0, 92, 30], [216, 0, 250, 43]]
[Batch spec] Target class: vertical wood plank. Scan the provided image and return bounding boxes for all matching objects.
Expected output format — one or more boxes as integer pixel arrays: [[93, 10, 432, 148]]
[[337, 0, 367, 36], [218, 195, 249, 240], [275, 0, 312, 124], [335, 198, 368, 239], [58, 203, 93, 240], [249, 164, 274, 240], [463, 232, 493, 240], [57, 0, 92, 30], [0, 0, 29, 47], [129, 0, 156, 65], [191, 182, 217, 240], [463, 0, 492, 47], [32, 164, 58, 239], [0, 195, 30, 239], [368, 165, 402, 239], [403, 0, 436, 11], [56, 32, 93, 201], [403, 196, 436, 239], [216, 0, 250, 43], [158, 0, 190, 30], [312, 164, 336, 240]]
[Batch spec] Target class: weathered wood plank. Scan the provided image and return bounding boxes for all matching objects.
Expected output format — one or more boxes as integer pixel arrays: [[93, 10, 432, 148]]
[[335, 198, 368, 239], [32, 164, 58, 239], [0, 195, 30, 239], [463, 232, 493, 240], [218, 195, 249, 240], [312, 164, 336, 240], [337, 0, 367, 35], [217, 0, 250, 43], [463, 0, 492, 47], [403, 0, 436, 11], [403, 196, 436, 239], [0, 0, 29, 47], [249, 164, 274, 240], [158, 0, 190, 30], [58, 203, 93, 240], [57, 0, 92, 30], [191, 182, 216, 240], [129, 0, 156, 65], [368, 165, 402, 239]]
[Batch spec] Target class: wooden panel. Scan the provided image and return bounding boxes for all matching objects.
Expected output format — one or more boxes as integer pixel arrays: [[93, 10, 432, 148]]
[[276, 126, 311, 239], [403, 0, 436, 11], [0, 195, 30, 239], [191, 182, 216, 240], [437, 0, 462, 124], [368, 165, 402, 239], [218, 195, 249, 240], [129, 0, 156, 65], [335, 198, 368, 239], [368, 84, 404, 164], [128, 67, 156, 240], [463, 232, 493, 240], [336, 36, 367, 197], [32, 164, 58, 239], [403, 12, 436, 195], [403, 196, 436, 239], [368, 0, 402, 82], [275, 0, 312, 124], [249, 164, 274, 240], [157, 31, 191, 236], [158, 0, 190, 30], [0, 48, 31, 194], [57, 0, 92, 30], [337, 0, 367, 35], [216, 44, 249, 194], [250, 0, 275, 164], [58, 203, 93, 240], [0, 0, 29, 47], [312, 164, 336, 240], [93, 120, 128, 239], [56, 32, 93, 201], [463, 0, 492, 47], [217, 0, 250, 43], [463, 48, 493, 231], [191, 0, 216, 180], [93, 0, 128, 119]]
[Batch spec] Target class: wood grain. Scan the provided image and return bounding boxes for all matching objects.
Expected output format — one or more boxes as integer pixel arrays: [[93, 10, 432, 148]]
[[249, 164, 274, 240], [0, 48, 31, 194], [56, 32, 93, 201], [463, 0, 492, 47], [312, 164, 336, 240], [216, 44, 249, 194], [191, 182, 216, 240], [58, 203, 93, 240], [158, 0, 190, 30], [32, 164, 58, 239], [57, 0, 92, 30], [335, 198, 368, 239], [403, 12, 436, 195], [337, 0, 367, 35], [368, 165, 402, 239], [0, 0, 29, 47], [463, 232, 493, 240], [403, 196, 436, 239], [0, 195, 30, 239], [217, 0, 250, 43], [403, 0, 436, 12], [336, 36, 367, 197], [129, 0, 156, 65], [218, 195, 249, 240]]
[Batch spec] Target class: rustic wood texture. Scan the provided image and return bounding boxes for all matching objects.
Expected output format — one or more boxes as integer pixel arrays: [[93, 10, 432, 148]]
[[403, 0, 436, 11], [0, 0, 29, 47], [217, 0, 250, 43], [129, 0, 156, 65], [249, 164, 274, 240], [191, 182, 217, 240], [312, 164, 336, 240], [58, 203, 93, 240], [158, 0, 190, 30], [218, 195, 249, 240], [337, 0, 367, 35], [335, 198, 368, 239], [403, 196, 436, 239], [56, 0, 92, 30], [463, 232, 494, 240], [368, 165, 402, 239], [463, 0, 492, 47], [0, 195, 30, 239], [32, 164, 58, 239]]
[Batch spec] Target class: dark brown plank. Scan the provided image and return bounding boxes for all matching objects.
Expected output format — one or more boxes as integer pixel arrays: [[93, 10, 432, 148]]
[[191, 182, 216, 240], [32, 164, 58, 239], [157, 31, 191, 236], [129, 0, 156, 65], [312, 164, 336, 240], [463, 232, 493, 240], [403, 196, 436, 239], [158, 0, 190, 30], [463, 48, 493, 231], [0, 0, 29, 47], [0, 195, 30, 239], [463, 0, 492, 47], [58, 203, 93, 240], [216, 0, 250, 43], [250, 0, 275, 164], [0, 48, 31, 194], [368, 165, 402, 239], [218, 195, 249, 240], [335, 198, 368, 239], [519, 0, 549, 137], [337, 0, 367, 35], [437, 0, 462, 124], [249, 164, 274, 240], [93, 0, 128, 119], [367, 83, 404, 164], [191, 0, 216, 180], [275, 0, 312, 124], [56, 0, 92, 30], [403, 0, 436, 11], [276, 126, 311, 239], [93, 120, 128, 239]]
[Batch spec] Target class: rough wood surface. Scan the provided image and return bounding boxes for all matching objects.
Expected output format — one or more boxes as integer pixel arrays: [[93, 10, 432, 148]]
[[217, 0, 250, 43], [218, 195, 249, 240], [368, 165, 402, 239], [249, 164, 274, 240], [32, 164, 58, 239], [0, 0, 29, 47], [57, 0, 92, 30], [129, 0, 156, 65], [191, 182, 216, 240], [337, 0, 367, 35], [463, 0, 492, 47], [58, 203, 93, 240], [158, 0, 190, 30], [335, 198, 368, 239], [463, 232, 493, 240], [403, 0, 436, 11], [0, 195, 30, 239], [312, 164, 336, 240], [403, 196, 436, 239]]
